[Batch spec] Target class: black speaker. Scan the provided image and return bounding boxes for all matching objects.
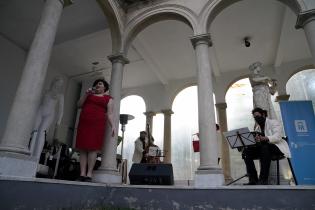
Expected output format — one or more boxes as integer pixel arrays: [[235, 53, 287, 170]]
[[129, 163, 174, 185]]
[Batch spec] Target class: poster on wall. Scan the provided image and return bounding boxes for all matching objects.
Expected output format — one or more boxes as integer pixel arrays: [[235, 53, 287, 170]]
[[280, 101, 315, 185]]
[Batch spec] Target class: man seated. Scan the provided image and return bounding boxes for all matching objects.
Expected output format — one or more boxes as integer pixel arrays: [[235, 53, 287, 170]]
[[242, 107, 291, 185]]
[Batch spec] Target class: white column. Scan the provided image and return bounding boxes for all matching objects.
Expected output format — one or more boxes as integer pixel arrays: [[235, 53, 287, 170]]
[[0, 0, 71, 177], [190, 34, 224, 187], [215, 103, 232, 182], [296, 9, 315, 63], [144, 111, 156, 133], [161, 109, 173, 163], [93, 53, 129, 184]]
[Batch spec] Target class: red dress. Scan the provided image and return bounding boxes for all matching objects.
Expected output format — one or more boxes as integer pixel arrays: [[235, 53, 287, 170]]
[[76, 94, 112, 150]]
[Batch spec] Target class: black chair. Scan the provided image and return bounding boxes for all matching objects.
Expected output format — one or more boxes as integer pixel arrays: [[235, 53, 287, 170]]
[[271, 137, 297, 185], [271, 153, 286, 185]]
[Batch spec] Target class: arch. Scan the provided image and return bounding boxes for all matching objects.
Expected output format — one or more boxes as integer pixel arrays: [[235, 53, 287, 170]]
[[170, 82, 197, 109], [285, 64, 315, 84], [200, 0, 305, 33], [171, 85, 199, 180], [224, 75, 249, 100], [97, 0, 123, 53], [119, 94, 147, 178], [121, 93, 148, 111], [122, 4, 198, 54], [285, 67, 315, 104]]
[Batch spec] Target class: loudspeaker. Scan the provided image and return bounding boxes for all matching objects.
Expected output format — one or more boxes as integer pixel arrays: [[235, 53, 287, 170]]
[[129, 163, 174, 185]]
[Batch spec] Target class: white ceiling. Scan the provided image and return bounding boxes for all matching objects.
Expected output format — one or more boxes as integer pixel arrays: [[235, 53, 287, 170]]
[[0, 0, 312, 88]]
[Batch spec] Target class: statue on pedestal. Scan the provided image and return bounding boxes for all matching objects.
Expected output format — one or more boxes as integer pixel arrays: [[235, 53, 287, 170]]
[[31, 76, 65, 160], [249, 62, 277, 119]]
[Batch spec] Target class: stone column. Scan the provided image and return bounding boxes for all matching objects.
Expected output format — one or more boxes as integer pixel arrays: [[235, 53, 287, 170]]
[[190, 34, 224, 187], [296, 9, 315, 63], [161, 109, 173, 163], [144, 111, 156, 133], [93, 53, 129, 184], [0, 0, 71, 177], [215, 103, 232, 182]]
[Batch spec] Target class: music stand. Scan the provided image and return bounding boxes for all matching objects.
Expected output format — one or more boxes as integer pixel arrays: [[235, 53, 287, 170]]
[[223, 127, 256, 185], [223, 127, 256, 149]]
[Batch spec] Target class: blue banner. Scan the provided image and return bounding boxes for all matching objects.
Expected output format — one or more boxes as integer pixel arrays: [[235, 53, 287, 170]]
[[280, 101, 315, 185]]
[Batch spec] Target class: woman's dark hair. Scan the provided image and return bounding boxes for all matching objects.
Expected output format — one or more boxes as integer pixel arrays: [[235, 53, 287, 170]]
[[92, 79, 109, 92], [252, 107, 264, 115]]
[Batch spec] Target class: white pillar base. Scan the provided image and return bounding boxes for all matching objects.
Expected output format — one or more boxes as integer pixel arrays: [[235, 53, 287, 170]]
[[194, 168, 224, 187], [0, 152, 37, 177], [92, 168, 121, 184]]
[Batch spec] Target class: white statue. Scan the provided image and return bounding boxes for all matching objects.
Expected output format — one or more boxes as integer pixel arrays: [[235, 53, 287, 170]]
[[249, 62, 277, 119], [31, 76, 65, 160]]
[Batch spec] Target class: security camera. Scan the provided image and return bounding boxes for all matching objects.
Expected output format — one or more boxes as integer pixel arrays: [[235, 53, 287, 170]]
[[244, 37, 250, 47]]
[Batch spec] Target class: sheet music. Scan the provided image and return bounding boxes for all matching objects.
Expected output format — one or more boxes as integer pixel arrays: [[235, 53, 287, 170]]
[[223, 127, 256, 148]]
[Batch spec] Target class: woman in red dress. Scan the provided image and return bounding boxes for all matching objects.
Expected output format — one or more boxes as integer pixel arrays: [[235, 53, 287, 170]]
[[75, 79, 115, 181]]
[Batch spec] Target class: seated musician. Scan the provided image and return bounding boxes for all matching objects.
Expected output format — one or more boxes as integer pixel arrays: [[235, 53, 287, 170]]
[[132, 131, 149, 163], [242, 107, 291, 185]]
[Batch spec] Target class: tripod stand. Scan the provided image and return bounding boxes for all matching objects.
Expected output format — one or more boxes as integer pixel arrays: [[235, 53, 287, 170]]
[[223, 128, 256, 185]]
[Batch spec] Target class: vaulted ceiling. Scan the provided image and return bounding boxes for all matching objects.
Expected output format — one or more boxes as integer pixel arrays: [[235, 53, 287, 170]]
[[0, 0, 312, 88]]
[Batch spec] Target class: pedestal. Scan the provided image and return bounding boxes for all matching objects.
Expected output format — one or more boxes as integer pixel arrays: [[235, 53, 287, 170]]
[[0, 152, 37, 177], [92, 168, 121, 184], [194, 168, 224, 187]]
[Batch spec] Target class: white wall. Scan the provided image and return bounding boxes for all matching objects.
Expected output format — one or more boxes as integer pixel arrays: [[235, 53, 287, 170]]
[[122, 83, 169, 112], [0, 35, 26, 139]]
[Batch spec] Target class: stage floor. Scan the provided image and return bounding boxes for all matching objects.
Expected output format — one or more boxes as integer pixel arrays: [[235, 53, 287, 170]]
[[1, 176, 315, 210]]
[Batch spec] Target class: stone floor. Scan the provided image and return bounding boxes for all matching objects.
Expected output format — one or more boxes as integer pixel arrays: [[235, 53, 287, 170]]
[[1, 176, 314, 210]]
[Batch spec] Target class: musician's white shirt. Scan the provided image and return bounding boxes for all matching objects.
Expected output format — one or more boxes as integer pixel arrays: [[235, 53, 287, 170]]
[[132, 137, 149, 163], [255, 118, 291, 158]]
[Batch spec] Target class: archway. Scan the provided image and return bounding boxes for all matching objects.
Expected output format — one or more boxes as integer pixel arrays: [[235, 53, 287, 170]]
[[171, 86, 199, 180], [225, 78, 253, 181], [119, 95, 146, 178], [286, 68, 315, 112], [171, 86, 217, 180], [123, 6, 197, 54], [203, 0, 303, 32], [97, 0, 123, 53]]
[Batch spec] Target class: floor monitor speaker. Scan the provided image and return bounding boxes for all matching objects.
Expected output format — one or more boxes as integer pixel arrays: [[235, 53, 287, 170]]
[[129, 163, 174, 185]]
